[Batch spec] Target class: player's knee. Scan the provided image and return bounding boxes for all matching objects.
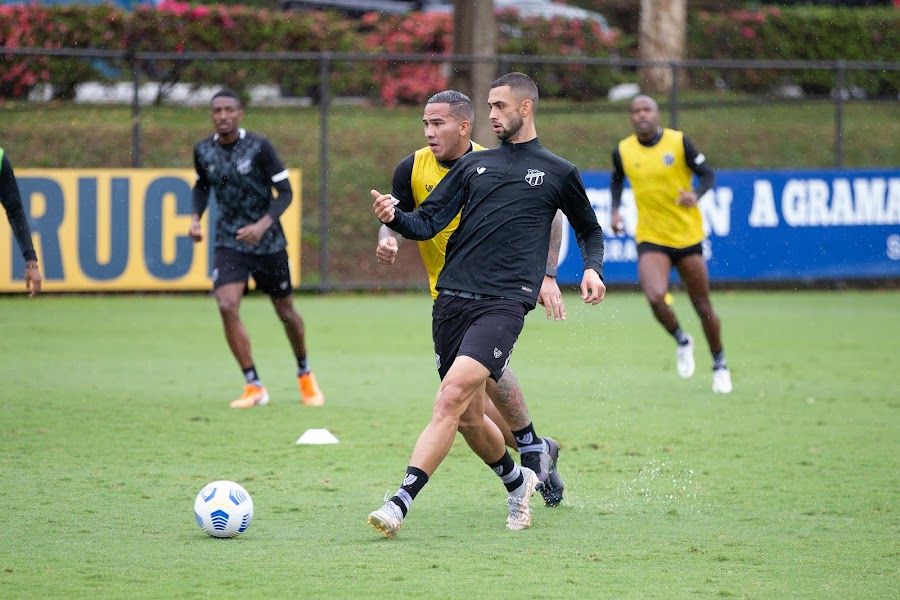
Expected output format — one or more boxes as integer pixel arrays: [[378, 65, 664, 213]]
[[275, 304, 300, 324], [646, 289, 668, 308], [456, 412, 482, 437], [433, 382, 470, 418], [216, 297, 240, 318]]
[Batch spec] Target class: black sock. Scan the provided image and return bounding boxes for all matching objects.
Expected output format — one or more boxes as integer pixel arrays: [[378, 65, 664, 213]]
[[390, 466, 429, 517], [712, 350, 727, 370], [488, 451, 524, 493], [296, 356, 310, 377], [670, 326, 690, 346], [242, 366, 261, 386], [512, 423, 543, 454]]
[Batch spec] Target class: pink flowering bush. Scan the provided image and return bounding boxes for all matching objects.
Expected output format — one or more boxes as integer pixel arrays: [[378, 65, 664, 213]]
[[0, 2, 626, 103], [5, 3, 894, 103], [361, 9, 622, 106], [497, 10, 622, 100], [0, 4, 128, 99], [360, 12, 451, 107]]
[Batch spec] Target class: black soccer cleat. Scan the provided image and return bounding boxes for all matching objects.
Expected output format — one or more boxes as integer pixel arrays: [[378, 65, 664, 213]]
[[520, 437, 565, 507], [540, 437, 565, 507]]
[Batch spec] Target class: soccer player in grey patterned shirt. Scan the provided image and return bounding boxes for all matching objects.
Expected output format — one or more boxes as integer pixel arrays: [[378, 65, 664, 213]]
[[190, 89, 324, 409]]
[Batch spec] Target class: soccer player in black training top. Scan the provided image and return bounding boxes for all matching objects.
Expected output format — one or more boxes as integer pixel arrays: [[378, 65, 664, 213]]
[[190, 89, 324, 409], [368, 72, 606, 538], [374, 89, 567, 507], [0, 147, 41, 296]]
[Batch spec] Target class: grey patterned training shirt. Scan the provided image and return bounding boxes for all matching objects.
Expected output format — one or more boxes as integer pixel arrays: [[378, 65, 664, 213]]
[[193, 128, 290, 255]]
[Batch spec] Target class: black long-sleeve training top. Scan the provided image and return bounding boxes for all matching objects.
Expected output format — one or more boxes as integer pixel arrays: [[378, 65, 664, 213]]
[[385, 138, 604, 309], [0, 153, 37, 262]]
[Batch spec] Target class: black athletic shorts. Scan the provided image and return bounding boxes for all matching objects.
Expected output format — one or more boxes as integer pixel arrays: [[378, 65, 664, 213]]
[[637, 241, 703, 264], [432, 291, 527, 382], [212, 246, 293, 298]]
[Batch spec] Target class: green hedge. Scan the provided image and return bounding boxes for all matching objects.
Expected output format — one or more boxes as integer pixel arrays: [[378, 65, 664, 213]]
[[689, 7, 900, 95]]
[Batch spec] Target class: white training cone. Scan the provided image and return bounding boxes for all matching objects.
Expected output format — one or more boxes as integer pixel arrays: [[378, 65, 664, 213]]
[[296, 429, 339, 445]]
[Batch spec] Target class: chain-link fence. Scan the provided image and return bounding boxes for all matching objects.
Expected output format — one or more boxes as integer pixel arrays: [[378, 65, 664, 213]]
[[2, 47, 898, 290]]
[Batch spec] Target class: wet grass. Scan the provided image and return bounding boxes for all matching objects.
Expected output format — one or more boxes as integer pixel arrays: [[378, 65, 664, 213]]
[[1, 290, 897, 598]]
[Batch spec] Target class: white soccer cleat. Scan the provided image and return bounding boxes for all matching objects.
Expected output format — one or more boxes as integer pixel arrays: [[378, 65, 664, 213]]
[[506, 467, 539, 531], [368, 501, 403, 539], [676, 335, 696, 379], [712, 367, 733, 394]]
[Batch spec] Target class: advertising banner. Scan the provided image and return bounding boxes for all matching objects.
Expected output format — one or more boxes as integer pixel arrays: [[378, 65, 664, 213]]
[[557, 169, 900, 285], [1, 169, 302, 293]]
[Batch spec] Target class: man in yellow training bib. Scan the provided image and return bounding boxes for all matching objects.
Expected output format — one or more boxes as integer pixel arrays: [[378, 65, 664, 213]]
[[610, 95, 732, 393]]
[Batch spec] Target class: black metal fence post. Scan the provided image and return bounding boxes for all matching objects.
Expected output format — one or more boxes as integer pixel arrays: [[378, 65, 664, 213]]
[[129, 49, 142, 168], [318, 52, 332, 292], [834, 59, 845, 168]]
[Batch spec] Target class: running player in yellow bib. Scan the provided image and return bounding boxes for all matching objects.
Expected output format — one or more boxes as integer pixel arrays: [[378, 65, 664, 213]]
[[610, 95, 732, 393], [374, 90, 566, 508]]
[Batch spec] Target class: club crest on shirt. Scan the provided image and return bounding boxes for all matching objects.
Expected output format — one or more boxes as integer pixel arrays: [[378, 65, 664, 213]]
[[525, 169, 544, 186], [663, 152, 675, 166], [236, 158, 252, 175], [426, 184, 434, 192]]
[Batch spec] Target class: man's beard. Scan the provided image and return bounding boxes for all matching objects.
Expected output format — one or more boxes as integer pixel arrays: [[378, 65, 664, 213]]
[[496, 113, 523, 141]]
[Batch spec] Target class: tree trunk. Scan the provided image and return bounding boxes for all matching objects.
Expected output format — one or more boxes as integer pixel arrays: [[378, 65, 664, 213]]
[[449, 0, 496, 146], [638, 0, 686, 94]]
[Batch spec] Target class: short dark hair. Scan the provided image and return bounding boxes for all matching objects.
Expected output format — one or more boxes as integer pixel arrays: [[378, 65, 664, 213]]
[[491, 72, 539, 108], [211, 88, 240, 106], [631, 94, 659, 112], [426, 90, 475, 123]]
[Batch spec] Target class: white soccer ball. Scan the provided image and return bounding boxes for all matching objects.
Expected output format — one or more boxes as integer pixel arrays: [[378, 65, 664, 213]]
[[193, 480, 254, 538]]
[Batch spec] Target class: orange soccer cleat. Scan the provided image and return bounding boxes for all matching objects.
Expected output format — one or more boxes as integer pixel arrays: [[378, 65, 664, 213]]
[[230, 384, 270, 408], [298, 372, 325, 406]]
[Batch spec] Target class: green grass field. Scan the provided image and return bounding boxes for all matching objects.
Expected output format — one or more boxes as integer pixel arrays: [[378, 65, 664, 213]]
[[1, 291, 898, 599]]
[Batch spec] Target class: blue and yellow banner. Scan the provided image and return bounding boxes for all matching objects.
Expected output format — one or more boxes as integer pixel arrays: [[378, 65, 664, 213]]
[[1, 169, 301, 293], [558, 169, 900, 284]]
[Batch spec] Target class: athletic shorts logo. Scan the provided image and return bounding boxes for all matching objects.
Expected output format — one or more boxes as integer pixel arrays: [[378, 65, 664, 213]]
[[211, 268, 219, 282], [280, 281, 289, 290], [663, 153, 675, 166], [435, 352, 441, 371], [525, 169, 545, 186], [403, 474, 418, 486], [476, 166, 486, 174], [493, 348, 503, 359], [237, 158, 252, 175]]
